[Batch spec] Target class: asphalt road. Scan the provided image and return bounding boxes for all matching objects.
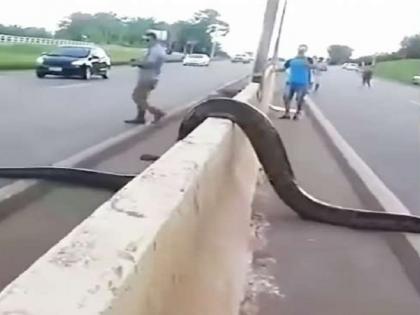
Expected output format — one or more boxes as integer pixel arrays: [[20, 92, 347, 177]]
[[310, 67, 420, 213], [0, 61, 251, 167]]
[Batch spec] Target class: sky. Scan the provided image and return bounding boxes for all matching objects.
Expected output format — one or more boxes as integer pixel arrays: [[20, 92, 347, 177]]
[[0, 0, 419, 58]]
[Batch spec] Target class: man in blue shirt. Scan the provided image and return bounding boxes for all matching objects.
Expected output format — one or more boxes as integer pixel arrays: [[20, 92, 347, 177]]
[[280, 45, 312, 120]]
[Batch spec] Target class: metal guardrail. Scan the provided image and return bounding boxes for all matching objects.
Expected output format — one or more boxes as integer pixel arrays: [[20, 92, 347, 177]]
[[0, 34, 92, 46]]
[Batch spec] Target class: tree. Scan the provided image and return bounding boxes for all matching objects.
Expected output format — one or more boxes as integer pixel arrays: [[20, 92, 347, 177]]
[[400, 34, 420, 58], [121, 17, 156, 45], [327, 45, 353, 64], [55, 12, 96, 41], [171, 9, 229, 54], [1, 9, 230, 55], [0, 24, 52, 38]]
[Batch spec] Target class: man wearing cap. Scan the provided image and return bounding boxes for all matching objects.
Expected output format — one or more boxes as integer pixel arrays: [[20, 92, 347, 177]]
[[125, 32, 166, 124]]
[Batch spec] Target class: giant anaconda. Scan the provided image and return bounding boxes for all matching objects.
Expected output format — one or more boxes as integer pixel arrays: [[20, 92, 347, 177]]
[[0, 98, 419, 232]]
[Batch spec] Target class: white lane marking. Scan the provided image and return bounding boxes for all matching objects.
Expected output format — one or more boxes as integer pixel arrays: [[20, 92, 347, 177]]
[[409, 100, 420, 106], [52, 83, 90, 89], [307, 96, 420, 264], [307, 96, 413, 215]]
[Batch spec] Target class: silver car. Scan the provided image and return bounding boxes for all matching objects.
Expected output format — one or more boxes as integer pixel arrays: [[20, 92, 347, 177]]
[[412, 75, 420, 85]]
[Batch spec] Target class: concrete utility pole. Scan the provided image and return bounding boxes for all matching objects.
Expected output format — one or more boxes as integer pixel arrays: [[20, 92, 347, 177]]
[[252, 0, 281, 83], [271, 0, 288, 62]]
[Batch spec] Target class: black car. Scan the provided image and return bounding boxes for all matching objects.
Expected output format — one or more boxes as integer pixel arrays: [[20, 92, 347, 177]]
[[36, 45, 111, 79]]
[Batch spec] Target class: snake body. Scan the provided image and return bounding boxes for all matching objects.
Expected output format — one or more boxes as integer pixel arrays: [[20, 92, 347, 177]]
[[0, 167, 132, 191], [0, 98, 419, 233]]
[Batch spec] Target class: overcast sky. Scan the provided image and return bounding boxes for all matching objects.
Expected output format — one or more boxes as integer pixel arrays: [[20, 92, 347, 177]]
[[0, 0, 419, 57]]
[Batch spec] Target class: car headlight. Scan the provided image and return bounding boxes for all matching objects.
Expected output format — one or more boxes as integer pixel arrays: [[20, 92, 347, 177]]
[[36, 57, 44, 65], [71, 59, 87, 66]]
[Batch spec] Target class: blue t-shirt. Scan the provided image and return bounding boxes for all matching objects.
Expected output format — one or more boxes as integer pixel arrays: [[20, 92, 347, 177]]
[[285, 57, 311, 87]]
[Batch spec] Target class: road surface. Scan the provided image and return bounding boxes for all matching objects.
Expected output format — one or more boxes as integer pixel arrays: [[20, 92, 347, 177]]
[[310, 67, 420, 213], [0, 61, 251, 167]]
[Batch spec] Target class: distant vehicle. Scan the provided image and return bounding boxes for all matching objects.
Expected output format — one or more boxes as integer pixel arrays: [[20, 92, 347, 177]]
[[182, 54, 210, 66], [36, 45, 111, 79], [231, 54, 251, 64], [412, 75, 420, 85], [342, 63, 359, 71]]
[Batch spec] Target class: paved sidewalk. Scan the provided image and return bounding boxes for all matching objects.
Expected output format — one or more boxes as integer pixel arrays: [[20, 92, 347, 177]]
[[251, 100, 420, 314]]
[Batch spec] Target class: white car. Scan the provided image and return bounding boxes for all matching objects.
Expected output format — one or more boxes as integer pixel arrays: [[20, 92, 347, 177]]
[[412, 75, 420, 85], [183, 54, 210, 66], [342, 63, 359, 71], [231, 54, 251, 64]]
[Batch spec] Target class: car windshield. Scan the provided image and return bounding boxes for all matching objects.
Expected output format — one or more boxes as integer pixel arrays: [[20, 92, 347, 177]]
[[189, 54, 205, 59], [47, 47, 90, 58]]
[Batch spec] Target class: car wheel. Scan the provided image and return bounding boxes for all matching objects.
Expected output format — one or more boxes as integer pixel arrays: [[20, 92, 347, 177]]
[[82, 66, 92, 80], [36, 71, 46, 79], [101, 69, 109, 79]]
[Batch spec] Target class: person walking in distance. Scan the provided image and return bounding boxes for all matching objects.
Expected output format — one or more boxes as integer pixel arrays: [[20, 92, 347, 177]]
[[280, 44, 312, 120], [125, 32, 166, 124], [312, 57, 324, 92], [361, 62, 373, 88]]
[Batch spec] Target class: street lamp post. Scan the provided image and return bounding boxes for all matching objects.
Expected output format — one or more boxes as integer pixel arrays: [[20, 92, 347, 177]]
[[207, 24, 229, 59]]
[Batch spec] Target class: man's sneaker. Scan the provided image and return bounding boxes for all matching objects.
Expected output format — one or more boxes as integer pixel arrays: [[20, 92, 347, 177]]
[[279, 114, 291, 119], [124, 118, 146, 124], [292, 112, 301, 120], [152, 111, 166, 124]]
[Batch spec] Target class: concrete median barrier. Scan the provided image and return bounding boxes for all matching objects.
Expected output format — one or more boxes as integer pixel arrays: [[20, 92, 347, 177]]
[[0, 80, 272, 314]]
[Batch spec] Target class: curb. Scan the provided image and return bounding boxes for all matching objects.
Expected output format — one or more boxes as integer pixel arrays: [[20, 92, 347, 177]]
[[305, 96, 420, 295], [0, 75, 250, 220]]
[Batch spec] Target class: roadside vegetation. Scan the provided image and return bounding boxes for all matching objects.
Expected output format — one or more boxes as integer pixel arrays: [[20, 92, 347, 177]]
[[329, 33, 420, 85], [374, 59, 420, 84], [0, 8, 230, 70]]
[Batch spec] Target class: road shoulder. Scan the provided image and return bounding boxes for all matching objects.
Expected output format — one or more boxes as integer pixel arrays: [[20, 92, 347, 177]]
[[247, 108, 420, 315]]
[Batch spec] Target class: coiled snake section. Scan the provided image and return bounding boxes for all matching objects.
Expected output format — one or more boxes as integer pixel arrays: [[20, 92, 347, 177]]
[[0, 97, 419, 233]]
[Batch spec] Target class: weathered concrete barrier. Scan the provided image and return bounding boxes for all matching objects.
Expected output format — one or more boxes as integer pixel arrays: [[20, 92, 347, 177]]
[[0, 68, 276, 313]]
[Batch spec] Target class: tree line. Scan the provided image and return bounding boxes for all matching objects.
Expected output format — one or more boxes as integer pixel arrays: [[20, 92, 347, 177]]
[[0, 9, 229, 55], [0, 24, 52, 38], [328, 33, 420, 65]]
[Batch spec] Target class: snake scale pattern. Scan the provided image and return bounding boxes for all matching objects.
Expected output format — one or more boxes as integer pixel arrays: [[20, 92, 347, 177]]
[[0, 97, 419, 233]]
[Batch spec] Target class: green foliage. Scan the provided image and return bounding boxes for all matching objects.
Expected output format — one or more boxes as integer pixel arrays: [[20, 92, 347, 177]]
[[0, 8, 229, 70], [350, 33, 420, 66], [354, 52, 402, 65], [400, 34, 420, 58], [171, 9, 229, 54], [0, 44, 48, 69], [55, 9, 229, 54], [0, 24, 52, 38], [56, 12, 128, 44], [327, 45, 353, 65], [374, 59, 420, 84]]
